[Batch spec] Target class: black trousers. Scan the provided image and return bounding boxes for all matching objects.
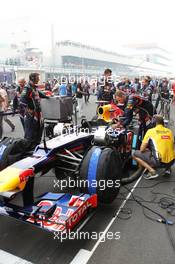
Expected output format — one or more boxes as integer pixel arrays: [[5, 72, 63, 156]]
[[24, 112, 42, 145]]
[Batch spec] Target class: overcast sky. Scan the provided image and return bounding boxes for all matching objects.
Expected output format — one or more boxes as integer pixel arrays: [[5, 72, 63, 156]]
[[0, 0, 175, 62]]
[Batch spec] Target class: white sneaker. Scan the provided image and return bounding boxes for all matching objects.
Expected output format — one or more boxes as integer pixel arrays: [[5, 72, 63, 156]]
[[143, 171, 159, 180], [164, 169, 171, 175]]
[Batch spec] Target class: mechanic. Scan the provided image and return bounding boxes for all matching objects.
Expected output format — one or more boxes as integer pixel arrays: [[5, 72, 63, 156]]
[[141, 77, 153, 102], [13, 77, 26, 129], [71, 81, 77, 96], [132, 77, 141, 93], [59, 78, 67, 96], [98, 83, 114, 103], [117, 77, 127, 90], [113, 90, 154, 133], [20, 73, 49, 146], [155, 78, 170, 110], [117, 78, 134, 94], [133, 115, 175, 179], [97, 68, 115, 100]]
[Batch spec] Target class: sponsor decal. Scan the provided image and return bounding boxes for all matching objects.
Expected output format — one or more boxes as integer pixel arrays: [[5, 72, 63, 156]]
[[161, 135, 170, 139], [68, 196, 85, 207], [67, 201, 92, 228], [26, 200, 74, 232], [19, 169, 34, 183]]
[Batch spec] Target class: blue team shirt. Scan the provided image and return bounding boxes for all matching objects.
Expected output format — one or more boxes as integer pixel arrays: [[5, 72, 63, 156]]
[[59, 84, 67, 96]]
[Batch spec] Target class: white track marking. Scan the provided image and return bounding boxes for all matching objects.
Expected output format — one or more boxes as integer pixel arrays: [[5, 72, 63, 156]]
[[0, 250, 32, 264], [70, 176, 143, 264]]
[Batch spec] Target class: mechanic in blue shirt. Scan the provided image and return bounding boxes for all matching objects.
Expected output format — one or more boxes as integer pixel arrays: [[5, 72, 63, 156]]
[[58, 78, 67, 96], [59, 83, 67, 96], [71, 81, 77, 96]]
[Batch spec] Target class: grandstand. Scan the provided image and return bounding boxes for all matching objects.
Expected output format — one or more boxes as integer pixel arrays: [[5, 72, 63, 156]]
[[0, 40, 173, 83], [54, 40, 172, 76]]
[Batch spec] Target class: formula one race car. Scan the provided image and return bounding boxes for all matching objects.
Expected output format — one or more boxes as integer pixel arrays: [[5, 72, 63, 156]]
[[0, 97, 143, 234], [0, 126, 143, 232]]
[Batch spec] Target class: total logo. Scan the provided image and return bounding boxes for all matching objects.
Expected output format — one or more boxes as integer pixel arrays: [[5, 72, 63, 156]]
[[67, 201, 92, 227]]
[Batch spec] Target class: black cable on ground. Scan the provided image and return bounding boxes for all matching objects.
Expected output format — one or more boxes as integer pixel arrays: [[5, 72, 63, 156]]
[[123, 185, 167, 222], [122, 185, 175, 253], [118, 186, 175, 218]]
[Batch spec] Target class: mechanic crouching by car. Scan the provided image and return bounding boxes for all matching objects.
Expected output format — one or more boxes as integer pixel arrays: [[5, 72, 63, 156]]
[[20, 73, 49, 147], [113, 90, 154, 132], [133, 115, 175, 179]]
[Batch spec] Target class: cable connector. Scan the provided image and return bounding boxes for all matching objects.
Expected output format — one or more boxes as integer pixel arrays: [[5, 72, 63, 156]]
[[157, 219, 173, 225]]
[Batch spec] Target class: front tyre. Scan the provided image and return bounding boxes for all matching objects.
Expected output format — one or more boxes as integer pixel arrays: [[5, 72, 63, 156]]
[[79, 146, 122, 203]]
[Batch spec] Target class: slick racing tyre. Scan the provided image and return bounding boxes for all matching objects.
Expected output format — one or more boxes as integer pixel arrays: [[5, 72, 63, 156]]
[[79, 146, 122, 203]]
